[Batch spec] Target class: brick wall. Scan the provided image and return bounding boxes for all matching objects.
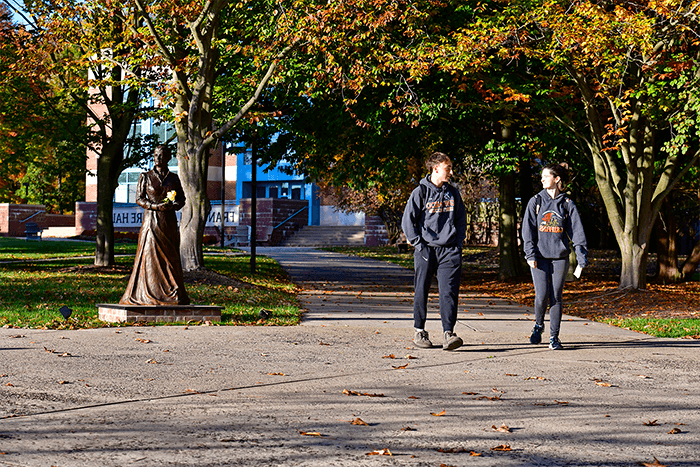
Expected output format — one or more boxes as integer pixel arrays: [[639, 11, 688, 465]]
[[364, 215, 389, 246], [0, 204, 47, 237], [76, 202, 98, 235], [239, 199, 308, 245]]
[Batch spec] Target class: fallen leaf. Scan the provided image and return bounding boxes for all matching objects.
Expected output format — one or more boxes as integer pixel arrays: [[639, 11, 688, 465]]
[[267, 372, 287, 376], [554, 400, 569, 405], [475, 396, 501, 401], [5, 383, 13, 387], [667, 427, 682, 434], [392, 363, 409, 370], [595, 381, 612, 387], [184, 389, 200, 394], [492, 388, 504, 393], [299, 431, 325, 437], [405, 355, 418, 359], [351, 418, 368, 426], [145, 359, 158, 364], [491, 444, 511, 451], [342, 389, 385, 397], [382, 354, 395, 359], [319, 341, 331, 346], [43, 347, 54, 353], [366, 448, 392, 456], [408, 396, 420, 399], [431, 410, 446, 416], [401, 426, 415, 431], [505, 373, 518, 376], [58, 381, 69, 385], [525, 376, 548, 381], [643, 420, 659, 426], [0, 374, 7, 377], [470, 451, 482, 456], [462, 391, 478, 395], [637, 458, 667, 467], [436, 447, 467, 453], [492, 423, 511, 433], [135, 338, 151, 343], [638, 375, 652, 379], [57, 352, 71, 357]]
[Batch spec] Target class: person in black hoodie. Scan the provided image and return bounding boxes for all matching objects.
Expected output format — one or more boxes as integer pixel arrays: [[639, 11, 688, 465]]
[[521, 163, 588, 350], [401, 152, 467, 350]]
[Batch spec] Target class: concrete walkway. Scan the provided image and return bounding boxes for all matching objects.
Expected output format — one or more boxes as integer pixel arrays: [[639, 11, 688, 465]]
[[1, 247, 699, 466]]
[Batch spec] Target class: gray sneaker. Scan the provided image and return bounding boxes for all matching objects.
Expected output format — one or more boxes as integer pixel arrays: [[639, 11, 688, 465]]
[[414, 330, 433, 348], [443, 331, 463, 351], [549, 336, 563, 350]]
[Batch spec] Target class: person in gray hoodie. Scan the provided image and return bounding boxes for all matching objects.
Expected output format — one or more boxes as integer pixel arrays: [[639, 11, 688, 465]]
[[521, 163, 588, 350], [401, 152, 467, 350]]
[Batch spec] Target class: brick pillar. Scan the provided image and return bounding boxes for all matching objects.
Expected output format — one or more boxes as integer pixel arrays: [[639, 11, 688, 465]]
[[364, 215, 388, 246]]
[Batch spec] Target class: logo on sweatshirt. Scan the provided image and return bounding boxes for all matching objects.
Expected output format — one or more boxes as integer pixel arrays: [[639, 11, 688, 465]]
[[426, 197, 455, 214], [539, 211, 564, 233]]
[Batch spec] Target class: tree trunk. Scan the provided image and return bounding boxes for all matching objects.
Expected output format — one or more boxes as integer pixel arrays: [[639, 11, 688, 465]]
[[618, 239, 649, 289], [94, 140, 125, 266], [498, 172, 523, 279], [653, 196, 680, 283], [178, 139, 211, 271], [378, 205, 401, 244]]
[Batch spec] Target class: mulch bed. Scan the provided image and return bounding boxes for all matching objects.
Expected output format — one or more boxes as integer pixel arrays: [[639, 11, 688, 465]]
[[461, 250, 700, 321]]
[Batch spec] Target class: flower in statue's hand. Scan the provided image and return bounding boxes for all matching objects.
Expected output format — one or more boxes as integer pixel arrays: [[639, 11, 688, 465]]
[[164, 190, 177, 203]]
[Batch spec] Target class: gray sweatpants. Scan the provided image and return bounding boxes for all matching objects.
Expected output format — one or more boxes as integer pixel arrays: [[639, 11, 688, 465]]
[[530, 257, 569, 338]]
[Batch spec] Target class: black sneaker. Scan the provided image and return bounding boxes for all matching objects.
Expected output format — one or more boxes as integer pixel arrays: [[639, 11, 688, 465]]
[[414, 330, 433, 348], [529, 324, 544, 344], [549, 336, 563, 350], [443, 331, 463, 351]]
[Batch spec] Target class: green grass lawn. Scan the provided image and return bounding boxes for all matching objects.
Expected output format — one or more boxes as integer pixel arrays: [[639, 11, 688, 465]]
[[600, 317, 700, 339], [0, 238, 299, 329], [0, 237, 137, 260]]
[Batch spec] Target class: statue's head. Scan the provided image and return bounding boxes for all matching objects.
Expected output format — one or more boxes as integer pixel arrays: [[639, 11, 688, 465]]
[[154, 145, 172, 167]]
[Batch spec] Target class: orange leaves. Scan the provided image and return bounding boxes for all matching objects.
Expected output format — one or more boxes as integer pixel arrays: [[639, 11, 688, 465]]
[[637, 458, 667, 467], [298, 431, 325, 437], [491, 444, 511, 451], [431, 410, 446, 417], [436, 447, 468, 453], [350, 418, 368, 426], [392, 363, 409, 370], [365, 448, 392, 456], [492, 423, 511, 433]]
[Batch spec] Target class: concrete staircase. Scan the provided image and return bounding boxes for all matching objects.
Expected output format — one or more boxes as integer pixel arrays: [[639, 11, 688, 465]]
[[281, 225, 365, 247]]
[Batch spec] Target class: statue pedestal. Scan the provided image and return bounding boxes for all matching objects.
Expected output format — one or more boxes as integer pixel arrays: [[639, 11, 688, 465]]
[[97, 304, 222, 324]]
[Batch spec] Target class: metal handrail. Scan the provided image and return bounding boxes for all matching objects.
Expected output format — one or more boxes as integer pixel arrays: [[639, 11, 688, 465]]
[[273, 206, 308, 230], [20, 212, 42, 223]]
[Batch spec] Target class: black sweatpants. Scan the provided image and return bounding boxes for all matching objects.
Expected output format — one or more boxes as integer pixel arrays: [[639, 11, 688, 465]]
[[530, 257, 569, 338], [413, 245, 462, 333]]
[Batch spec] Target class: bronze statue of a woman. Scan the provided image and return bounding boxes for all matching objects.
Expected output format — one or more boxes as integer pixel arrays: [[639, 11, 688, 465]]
[[120, 145, 190, 305]]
